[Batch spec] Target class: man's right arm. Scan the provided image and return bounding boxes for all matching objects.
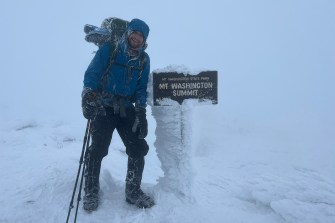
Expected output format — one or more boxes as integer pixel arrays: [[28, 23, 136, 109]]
[[82, 44, 110, 119], [83, 43, 111, 90]]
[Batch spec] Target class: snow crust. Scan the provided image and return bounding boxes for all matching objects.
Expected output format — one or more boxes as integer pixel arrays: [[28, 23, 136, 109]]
[[152, 64, 210, 76], [152, 101, 196, 199]]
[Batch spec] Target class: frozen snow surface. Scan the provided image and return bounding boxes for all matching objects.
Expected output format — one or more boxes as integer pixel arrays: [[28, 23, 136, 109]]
[[1, 105, 335, 223]]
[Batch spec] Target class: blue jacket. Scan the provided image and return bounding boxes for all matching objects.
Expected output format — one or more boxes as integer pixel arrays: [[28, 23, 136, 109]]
[[84, 19, 150, 108]]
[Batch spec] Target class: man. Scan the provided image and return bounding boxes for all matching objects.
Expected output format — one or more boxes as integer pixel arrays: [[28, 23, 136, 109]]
[[81, 18, 154, 212]]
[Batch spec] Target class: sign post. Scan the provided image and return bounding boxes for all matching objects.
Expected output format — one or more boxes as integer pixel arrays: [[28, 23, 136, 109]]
[[150, 69, 218, 199]]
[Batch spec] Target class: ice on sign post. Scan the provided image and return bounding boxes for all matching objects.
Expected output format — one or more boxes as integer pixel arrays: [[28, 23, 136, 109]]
[[151, 68, 218, 199], [153, 71, 218, 106]]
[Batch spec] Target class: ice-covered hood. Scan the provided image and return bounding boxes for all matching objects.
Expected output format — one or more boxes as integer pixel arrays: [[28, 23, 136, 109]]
[[127, 18, 150, 41]]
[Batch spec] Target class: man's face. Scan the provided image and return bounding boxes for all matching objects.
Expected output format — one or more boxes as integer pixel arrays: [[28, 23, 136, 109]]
[[128, 31, 144, 50]]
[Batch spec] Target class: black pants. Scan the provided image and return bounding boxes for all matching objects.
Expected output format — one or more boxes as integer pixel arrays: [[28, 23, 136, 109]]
[[88, 107, 149, 160]]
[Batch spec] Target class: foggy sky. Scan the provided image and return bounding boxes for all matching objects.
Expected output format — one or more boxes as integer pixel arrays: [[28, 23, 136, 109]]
[[0, 0, 334, 135]]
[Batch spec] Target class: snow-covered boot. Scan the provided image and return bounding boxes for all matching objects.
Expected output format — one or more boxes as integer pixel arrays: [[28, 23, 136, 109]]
[[83, 157, 101, 212], [125, 156, 155, 208]]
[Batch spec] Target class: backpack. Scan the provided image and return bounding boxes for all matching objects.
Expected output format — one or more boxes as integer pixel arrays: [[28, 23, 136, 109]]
[[84, 17, 129, 48]]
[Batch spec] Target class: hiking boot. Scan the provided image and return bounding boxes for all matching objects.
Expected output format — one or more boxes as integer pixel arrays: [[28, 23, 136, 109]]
[[125, 156, 155, 208], [126, 187, 155, 208], [83, 156, 101, 212], [83, 192, 99, 212]]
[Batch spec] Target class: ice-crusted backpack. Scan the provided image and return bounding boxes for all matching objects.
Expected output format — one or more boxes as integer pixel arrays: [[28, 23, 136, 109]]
[[84, 17, 147, 92], [84, 17, 129, 48]]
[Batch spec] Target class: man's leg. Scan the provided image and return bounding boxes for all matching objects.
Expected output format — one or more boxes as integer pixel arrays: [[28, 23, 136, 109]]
[[84, 111, 117, 211], [125, 156, 155, 208], [117, 108, 154, 208], [83, 149, 102, 212]]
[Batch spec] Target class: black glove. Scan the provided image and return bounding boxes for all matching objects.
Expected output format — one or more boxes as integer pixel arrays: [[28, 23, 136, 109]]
[[132, 106, 148, 139], [81, 87, 100, 119]]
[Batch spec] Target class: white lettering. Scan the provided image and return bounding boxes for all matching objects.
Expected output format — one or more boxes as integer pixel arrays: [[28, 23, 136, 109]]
[[173, 90, 199, 96], [159, 83, 169, 89], [170, 82, 213, 90]]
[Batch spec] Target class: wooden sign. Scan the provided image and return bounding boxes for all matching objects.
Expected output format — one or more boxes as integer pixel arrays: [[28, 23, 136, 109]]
[[153, 71, 218, 106]]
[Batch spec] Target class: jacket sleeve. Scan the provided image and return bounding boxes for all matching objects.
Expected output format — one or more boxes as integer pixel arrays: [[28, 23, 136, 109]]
[[83, 43, 110, 91], [135, 54, 150, 108]]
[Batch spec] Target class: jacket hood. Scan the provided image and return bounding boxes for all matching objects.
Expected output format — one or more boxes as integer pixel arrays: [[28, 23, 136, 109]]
[[127, 18, 150, 41]]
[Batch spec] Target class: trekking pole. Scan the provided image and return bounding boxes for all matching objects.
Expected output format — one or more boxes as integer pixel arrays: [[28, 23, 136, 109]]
[[66, 120, 91, 223], [74, 127, 91, 222]]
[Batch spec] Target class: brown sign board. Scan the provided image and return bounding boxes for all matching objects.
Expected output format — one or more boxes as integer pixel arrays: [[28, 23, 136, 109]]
[[153, 71, 218, 106]]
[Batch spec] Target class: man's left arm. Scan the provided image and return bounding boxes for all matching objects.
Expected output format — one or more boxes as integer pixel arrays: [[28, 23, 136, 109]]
[[132, 55, 150, 139], [135, 55, 150, 108]]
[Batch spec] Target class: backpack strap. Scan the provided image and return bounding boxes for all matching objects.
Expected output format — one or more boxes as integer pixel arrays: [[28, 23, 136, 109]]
[[99, 42, 147, 94], [99, 42, 118, 92]]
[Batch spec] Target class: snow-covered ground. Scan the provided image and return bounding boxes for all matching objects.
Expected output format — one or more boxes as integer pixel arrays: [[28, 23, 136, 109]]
[[1, 92, 335, 223], [1, 0, 335, 222]]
